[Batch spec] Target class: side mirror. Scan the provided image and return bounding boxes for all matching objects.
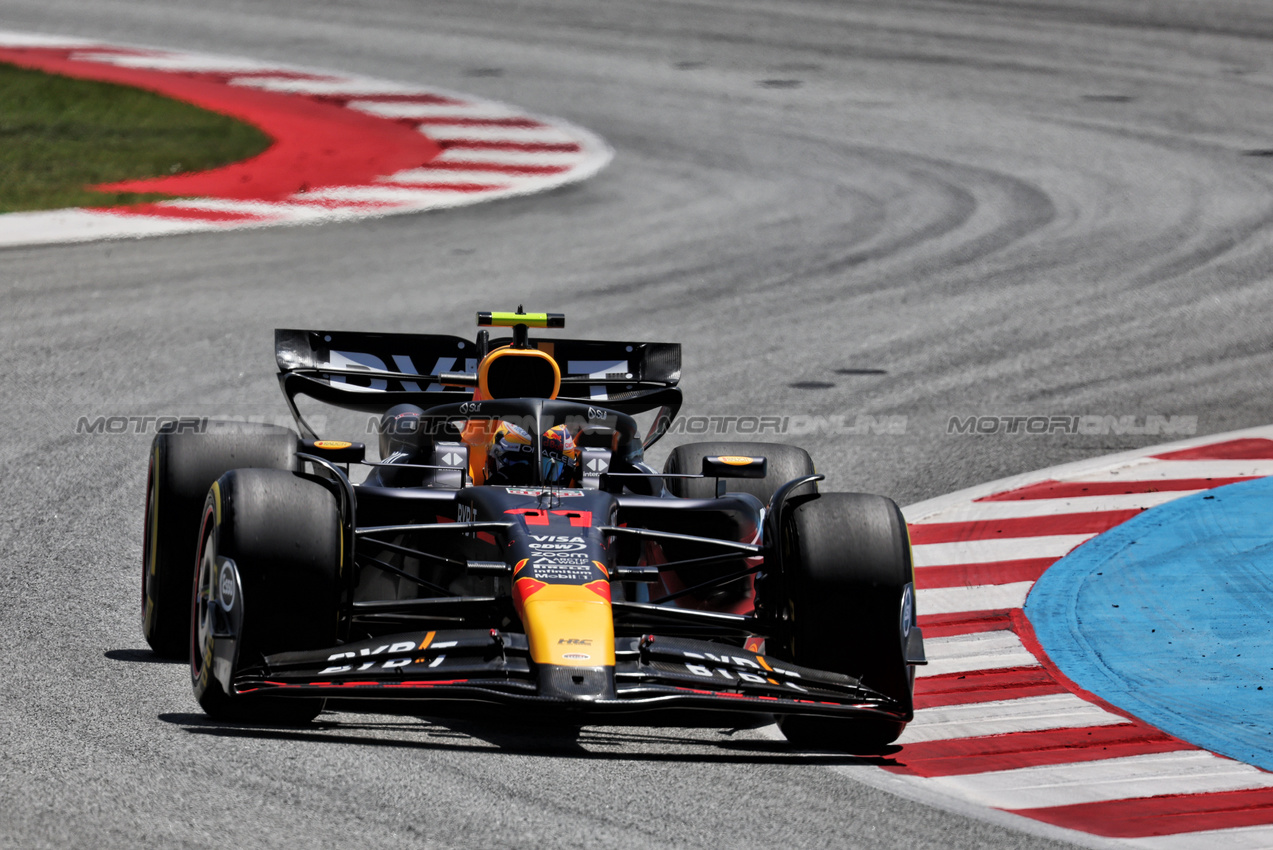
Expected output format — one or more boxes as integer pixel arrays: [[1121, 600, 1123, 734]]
[[701, 455, 768, 479], [300, 439, 366, 463]]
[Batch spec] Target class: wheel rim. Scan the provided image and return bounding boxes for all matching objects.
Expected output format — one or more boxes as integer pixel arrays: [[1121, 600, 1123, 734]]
[[190, 506, 217, 687]]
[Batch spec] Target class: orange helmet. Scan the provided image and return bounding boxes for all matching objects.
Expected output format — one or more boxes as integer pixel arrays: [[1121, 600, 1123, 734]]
[[540, 424, 581, 486]]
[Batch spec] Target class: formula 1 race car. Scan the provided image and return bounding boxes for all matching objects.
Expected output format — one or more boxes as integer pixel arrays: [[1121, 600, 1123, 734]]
[[141, 310, 925, 750]]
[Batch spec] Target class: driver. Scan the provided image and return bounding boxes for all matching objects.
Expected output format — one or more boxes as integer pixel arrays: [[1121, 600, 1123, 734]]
[[485, 421, 581, 486]]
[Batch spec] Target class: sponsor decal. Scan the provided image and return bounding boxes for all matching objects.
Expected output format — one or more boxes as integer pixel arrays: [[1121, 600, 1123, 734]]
[[900, 583, 914, 639], [529, 563, 595, 582], [534, 551, 589, 561], [319, 658, 416, 675], [533, 558, 590, 569], [325, 641, 417, 662], [505, 487, 586, 497], [458, 401, 482, 414], [717, 455, 756, 466], [318, 640, 428, 675], [526, 547, 601, 583], [528, 535, 587, 552], [558, 638, 593, 645], [675, 650, 807, 691], [314, 440, 353, 450], [685, 663, 770, 684], [217, 560, 237, 611], [562, 653, 592, 661]]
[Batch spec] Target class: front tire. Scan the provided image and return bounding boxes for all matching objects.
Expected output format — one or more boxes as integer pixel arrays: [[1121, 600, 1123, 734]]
[[141, 420, 296, 657], [775, 492, 917, 752], [191, 468, 341, 724]]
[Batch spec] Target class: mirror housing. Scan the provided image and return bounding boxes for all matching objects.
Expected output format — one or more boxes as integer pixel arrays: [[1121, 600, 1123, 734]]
[[701, 455, 767, 479], [300, 439, 366, 464]]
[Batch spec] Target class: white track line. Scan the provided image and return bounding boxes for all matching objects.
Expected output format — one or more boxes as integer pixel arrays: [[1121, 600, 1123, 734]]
[[378, 168, 517, 186], [900, 693, 1129, 744], [229, 76, 426, 96], [70, 53, 288, 74], [1063, 459, 1273, 482], [347, 101, 516, 119], [925, 751, 1273, 810], [431, 148, 584, 166], [0, 32, 96, 47], [0, 209, 221, 247], [911, 534, 1094, 567], [1127, 824, 1273, 850], [297, 186, 490, 204], [920, 630, 1040, 677], [919, 581, 1034, 614], [918, 491, 1193, 521], [422, 126, 579, 144], [151, 199, 379, 221]]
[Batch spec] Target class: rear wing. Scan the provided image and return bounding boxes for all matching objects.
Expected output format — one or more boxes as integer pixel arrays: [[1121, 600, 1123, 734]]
[[275, 329, 683, 446]]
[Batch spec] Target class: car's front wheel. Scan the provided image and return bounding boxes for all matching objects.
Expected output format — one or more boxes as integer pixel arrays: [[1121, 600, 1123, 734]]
[[774, 492, 917, 752], [191, 468, 341, 724]]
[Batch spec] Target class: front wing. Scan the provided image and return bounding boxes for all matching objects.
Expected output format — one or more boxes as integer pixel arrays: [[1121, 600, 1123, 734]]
[[234, 630, 911, 722]]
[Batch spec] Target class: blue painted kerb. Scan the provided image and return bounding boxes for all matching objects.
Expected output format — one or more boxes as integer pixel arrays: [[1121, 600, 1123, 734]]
[[1026, 476, 1273, 771]]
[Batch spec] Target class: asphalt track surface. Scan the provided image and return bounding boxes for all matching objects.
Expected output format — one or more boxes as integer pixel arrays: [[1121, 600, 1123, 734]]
[[3, 2, 1273, 848]]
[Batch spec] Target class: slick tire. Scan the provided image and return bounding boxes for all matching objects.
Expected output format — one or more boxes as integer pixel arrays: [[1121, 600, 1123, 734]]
[[662, 441, 816, 503], [191, 468, 340, 724], [775, 492, 917, 752], [141, 420, 297, 658]]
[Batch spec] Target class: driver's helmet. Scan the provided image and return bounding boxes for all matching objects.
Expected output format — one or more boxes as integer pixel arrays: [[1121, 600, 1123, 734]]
[[485, 422, 581, 486], [540, 423, 581, 486]]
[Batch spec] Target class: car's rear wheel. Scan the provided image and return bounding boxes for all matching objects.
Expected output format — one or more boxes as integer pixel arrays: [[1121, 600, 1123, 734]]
[[662, 441, 816, 503], [775, 492, 917, 752], [141, 420, 296, 657], [191, 468, 340, 724]]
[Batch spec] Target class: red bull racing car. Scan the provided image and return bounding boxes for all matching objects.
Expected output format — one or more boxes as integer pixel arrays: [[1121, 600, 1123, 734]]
[[141, 311, 925, 750]]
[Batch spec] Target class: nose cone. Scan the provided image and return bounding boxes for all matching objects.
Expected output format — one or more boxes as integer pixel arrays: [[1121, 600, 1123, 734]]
[[538, 665, 615, 702], [517, 584, 616, 666]]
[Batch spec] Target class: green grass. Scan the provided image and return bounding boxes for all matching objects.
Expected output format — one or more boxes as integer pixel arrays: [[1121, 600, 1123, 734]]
[[0, 62, 272, 213]]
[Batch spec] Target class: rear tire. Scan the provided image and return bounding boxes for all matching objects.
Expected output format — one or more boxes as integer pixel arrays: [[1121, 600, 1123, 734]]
[[141, 420, 296, 657], [663, 441, 816, 503], [190, 468, 341, 724], [775, 492, 916, 752]]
